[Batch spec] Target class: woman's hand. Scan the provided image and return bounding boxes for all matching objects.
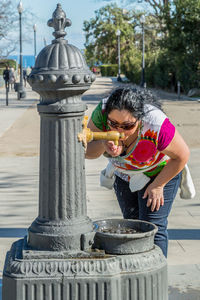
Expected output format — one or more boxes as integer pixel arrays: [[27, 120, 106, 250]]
[[103, 141, 123, 157], [142, 130, 190, 212], [143, 183, 164, 212]]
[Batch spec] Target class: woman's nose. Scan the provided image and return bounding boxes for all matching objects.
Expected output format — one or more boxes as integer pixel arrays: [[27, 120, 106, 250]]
[[116, 127, 124, 133]]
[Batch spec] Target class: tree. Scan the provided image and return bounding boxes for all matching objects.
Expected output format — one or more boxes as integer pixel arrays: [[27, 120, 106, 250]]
[[83, 3, 164, 86], [94, 0, 200, 90], [94, 0, 171, 21], [163, 0, 200, 90], [0, 0, 35, 58], [0, 0, 18, 57], [83, 4, 141, 66]]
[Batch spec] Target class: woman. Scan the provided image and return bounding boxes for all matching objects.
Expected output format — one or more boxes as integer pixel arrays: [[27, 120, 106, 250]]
[[9, 67, 16, 90], [86, 87, 190, 257]]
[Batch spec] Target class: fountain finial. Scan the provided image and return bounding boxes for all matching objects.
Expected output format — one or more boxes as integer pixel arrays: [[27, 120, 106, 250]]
[[47, 3, 72, 39]]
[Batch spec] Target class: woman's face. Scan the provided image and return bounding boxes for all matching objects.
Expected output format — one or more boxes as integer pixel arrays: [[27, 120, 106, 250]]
[[107, 109, 139, 138]]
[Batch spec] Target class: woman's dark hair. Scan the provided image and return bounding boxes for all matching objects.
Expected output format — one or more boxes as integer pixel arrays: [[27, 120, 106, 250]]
[[105, 87, 162, 120]]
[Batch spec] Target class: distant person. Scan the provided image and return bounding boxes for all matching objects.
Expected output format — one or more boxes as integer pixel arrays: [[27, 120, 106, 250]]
[[3, 66, 10, 89], [92, 67, 97, 74], [23, 69, 27, 87], [9, 67, 16, 90], [26, 66, 31, 76]]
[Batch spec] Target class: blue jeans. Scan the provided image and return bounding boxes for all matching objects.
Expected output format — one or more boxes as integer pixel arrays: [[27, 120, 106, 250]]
[[114, 172, 181, 257]]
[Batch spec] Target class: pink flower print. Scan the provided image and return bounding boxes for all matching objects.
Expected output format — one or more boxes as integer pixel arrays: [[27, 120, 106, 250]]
[[132, 140, 157, 163]]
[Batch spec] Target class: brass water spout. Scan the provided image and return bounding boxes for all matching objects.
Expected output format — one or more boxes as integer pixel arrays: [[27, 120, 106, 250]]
[[78, 116, 125, 148]]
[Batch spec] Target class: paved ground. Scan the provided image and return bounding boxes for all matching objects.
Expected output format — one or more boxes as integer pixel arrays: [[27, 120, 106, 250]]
[[0, 78, 199, 299]]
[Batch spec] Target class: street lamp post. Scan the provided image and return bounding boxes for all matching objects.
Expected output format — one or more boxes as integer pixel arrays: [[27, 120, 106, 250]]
[[140, 15, 146, 88], [33, 24, 37, 63], [116, 29, 122, 82], [17, 1, 26, 99]]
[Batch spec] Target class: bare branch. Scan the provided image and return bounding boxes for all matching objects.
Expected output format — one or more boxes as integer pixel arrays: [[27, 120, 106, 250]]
[[0, 0, 36, 57]]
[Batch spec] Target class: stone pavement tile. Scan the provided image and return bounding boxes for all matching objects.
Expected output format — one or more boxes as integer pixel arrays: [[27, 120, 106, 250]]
[[168, 240, 200, 265], [0, 156, 39, 228], [170, 199, 200, 221], [0, 87, 39, 139], [0, 156, 38, 280], [87, 199, 121, 220], [85, 156, 122, 220], [0, 108, 29, 138], [82, 76, 117, 104], [168, 264, 200, 300], [188, 206, 200, 215], [168, 210, 200, 228]]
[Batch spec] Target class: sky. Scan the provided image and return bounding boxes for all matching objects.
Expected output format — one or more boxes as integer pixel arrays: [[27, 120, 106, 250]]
[[13, 0, 116, 56]]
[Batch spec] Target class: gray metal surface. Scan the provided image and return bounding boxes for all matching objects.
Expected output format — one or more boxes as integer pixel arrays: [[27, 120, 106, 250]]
[[27, 102, 93, 251], [26, 3, 94, 252], [3, 238, 167, 300], [93, 219, 157, 254]]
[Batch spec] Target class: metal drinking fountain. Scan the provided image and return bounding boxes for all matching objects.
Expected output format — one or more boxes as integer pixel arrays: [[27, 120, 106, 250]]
[[2, 4, 168, 300]]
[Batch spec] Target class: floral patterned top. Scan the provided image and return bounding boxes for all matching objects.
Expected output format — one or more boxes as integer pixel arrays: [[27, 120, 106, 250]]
[[91, 100, 175, 180]]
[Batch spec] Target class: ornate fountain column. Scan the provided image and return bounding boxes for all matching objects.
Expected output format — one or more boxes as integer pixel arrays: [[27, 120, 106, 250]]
[[26, 4, 95, 252]]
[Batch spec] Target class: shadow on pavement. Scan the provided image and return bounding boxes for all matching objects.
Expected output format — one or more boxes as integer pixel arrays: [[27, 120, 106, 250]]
[[168, 229, 200, 240], [0, 278, 1, 300], [0, 172, 38, 189], [0, 104, 36, 109], [169, 286, 200, 300], [0, 228, 199, 239], [0, 228, 27, 238]]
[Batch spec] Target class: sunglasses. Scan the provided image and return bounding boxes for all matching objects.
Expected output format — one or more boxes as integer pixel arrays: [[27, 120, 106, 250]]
[[107, 118, 138, 130]]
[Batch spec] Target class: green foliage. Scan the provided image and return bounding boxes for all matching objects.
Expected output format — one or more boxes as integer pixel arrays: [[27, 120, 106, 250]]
[[88, 0, 200, 91], [128, 0, 200, 91], [162, 0, 200, 91], [122, 48, 142, 84], [0, 59, 17, 75], [145, 51, 174, 89], [100, 64, 118, 77], [83, 4, 140, 66]]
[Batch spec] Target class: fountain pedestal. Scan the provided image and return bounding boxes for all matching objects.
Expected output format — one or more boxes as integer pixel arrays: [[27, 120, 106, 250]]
[[3, 238, 167, 300], [28, 101, 93, 252], [3, 4, 168, 300]]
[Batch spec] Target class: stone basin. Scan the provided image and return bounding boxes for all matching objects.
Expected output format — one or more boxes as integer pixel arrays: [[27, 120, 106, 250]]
[[93, 219, 158, 255]]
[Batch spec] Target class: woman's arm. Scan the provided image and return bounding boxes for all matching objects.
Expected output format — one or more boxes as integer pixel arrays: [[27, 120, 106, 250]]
[[143, 129, 190, 211]]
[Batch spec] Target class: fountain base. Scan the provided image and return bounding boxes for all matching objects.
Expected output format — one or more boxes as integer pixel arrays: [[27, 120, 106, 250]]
[[3, 236, 167, 300]]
